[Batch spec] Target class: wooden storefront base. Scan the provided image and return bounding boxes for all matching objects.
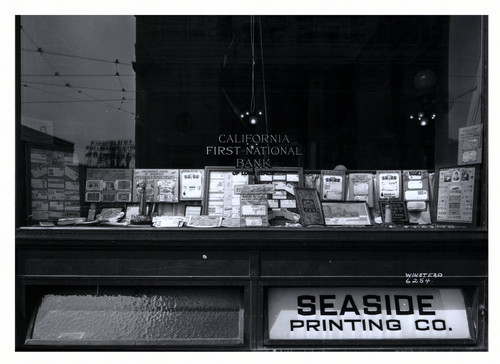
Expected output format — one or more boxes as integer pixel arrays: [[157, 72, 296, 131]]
[[16, 227, 487, 351]]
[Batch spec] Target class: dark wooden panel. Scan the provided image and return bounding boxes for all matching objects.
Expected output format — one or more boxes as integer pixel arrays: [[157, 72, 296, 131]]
[[18, 249, 250, 277], [260, 248, 487, 277], [16, 227, 488, 245]]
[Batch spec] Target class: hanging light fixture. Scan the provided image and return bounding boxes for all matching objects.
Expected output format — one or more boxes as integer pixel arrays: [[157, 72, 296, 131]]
[[241, 15, 264, 126], [222, 16, 269, 133]]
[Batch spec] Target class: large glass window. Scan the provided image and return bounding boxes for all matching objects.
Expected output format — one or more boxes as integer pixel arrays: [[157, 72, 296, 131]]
[[17, 15, 487, 228]]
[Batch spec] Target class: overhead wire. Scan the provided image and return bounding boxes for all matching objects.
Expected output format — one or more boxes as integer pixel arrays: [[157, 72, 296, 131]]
[[115, 61, 126, 110], [22, 99, 136, 104], [21, 84, 135, 115], [21, 74, 136, 77], [20, 80, 135, 93], [20, 24, 135, 116], [21, 48, 134, 66]]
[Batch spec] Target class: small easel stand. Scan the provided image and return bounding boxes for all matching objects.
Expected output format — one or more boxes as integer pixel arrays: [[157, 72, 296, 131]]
[[383, 198, 393, 225], [139, 182, 147, 216]]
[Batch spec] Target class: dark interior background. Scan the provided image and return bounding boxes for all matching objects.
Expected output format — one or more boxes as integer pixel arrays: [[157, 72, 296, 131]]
[[134, 16, 450, 170]]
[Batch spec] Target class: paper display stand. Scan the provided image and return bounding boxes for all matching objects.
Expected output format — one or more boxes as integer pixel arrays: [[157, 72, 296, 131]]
[[255, 167, 303, 224], [27, 144, 83, 222]]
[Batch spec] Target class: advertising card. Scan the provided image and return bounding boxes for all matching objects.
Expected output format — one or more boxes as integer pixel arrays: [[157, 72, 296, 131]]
[[320, 170, 346, 201], [458, 124, 483, 165], [179, 169, 204, 200], [437, 166, 477, 223], [346, 173, 374, 207], [86, 168, 133, 203], [376, 170, 402, 200], [133, 169, 179, 203]]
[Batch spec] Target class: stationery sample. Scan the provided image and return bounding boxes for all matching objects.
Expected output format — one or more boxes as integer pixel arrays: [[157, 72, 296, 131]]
[[152, 216, 186, 228], [304, 173, 321, 193], [240, 193, 269, 227], [295, 188, 324, 226], [179, 169, 204, 200], [184, 205, 202, 217], [125, 205, 140, 220], [85, 168, 133, 203], [437, 166, 477, 223], [204, 167, 251, 227], [346, 173, 374, 207], [376, 170, 402, 200], [458, 124, 483, 165], [96, 208, 124, 222], [320, 170, 346, 201], [403, 170, 430, 221], [234, 184, 275, 195], [187, 216, 223, 228], [322, 202, 372, 226], [29, 147, 81, 221], [133, 169, 179, 203]]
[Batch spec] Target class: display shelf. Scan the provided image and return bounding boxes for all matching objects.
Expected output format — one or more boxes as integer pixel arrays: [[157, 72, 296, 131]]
[[16, 225, 487, 248]]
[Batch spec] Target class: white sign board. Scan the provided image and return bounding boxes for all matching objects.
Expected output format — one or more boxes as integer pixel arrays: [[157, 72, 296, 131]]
[[268, 287, 470, 340]]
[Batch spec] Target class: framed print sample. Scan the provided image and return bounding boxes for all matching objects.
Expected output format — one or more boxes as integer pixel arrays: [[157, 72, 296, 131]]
[[436, 166, 478, 224], [203, 167, 252, 224], [322, 202, 372, 226], [295, 188, 324, 226], [29, 145, 82, 221]]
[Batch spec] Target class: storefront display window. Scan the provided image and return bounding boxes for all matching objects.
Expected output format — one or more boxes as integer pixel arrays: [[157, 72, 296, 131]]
[[16, 15, 487, 351]]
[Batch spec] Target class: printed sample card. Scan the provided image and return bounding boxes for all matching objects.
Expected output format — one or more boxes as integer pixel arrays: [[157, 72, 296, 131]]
[[437, 167, 476, 223], [346, 173, 374, 207], [86, 168, 133, 203]]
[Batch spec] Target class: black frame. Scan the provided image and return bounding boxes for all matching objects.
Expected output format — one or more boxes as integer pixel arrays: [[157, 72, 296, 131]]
[[261, 282, 482, 349], [15, 15, 489, 352]]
